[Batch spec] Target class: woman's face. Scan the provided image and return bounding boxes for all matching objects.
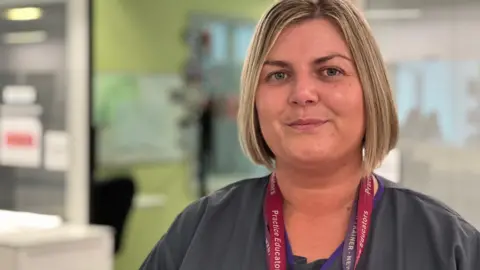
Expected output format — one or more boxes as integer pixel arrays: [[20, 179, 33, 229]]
[[256, 19, 365, 167]]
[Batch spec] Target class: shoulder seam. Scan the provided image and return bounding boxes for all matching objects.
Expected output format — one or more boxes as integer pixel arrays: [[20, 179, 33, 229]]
[[206, 174, 269, 201]]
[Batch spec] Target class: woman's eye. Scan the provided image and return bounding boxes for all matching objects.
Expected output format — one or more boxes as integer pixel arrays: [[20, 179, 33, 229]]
[[269, 72, 288, 81], [322, 68, 343, 77]]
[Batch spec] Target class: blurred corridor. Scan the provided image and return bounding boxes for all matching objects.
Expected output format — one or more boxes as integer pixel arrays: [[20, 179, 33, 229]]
[[0, 0, 479, 269]]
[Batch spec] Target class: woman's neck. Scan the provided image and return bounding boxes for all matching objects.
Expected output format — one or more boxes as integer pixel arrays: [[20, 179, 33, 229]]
[[273, 158, 379, 261], [274, 159, 368, 217]]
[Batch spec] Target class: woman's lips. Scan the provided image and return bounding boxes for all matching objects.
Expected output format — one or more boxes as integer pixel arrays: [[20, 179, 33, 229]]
[[287, 118, 328, 131]]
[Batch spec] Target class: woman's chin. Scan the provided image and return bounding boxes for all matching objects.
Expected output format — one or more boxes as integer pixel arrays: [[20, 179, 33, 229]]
[[283, 147, 332, 166]]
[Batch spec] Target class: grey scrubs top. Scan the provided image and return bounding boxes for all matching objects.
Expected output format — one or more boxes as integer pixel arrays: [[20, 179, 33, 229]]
[[140, 175, 480, 270]]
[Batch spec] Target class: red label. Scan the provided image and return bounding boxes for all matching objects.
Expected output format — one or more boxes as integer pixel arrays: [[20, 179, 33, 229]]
[[5, 132, 34, 147]]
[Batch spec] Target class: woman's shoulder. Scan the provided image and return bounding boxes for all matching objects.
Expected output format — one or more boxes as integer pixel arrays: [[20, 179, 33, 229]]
[[140, 175, 269, 269], [186, 174, 269, 217], [177, 174, 269, 225], [206, 174, 270, 205], [378, 176, 480, 250], [380, 176, 477, 230]]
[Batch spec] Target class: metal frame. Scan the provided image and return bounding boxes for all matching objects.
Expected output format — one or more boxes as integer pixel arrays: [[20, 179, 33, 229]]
[[65, 0, 91, 224]]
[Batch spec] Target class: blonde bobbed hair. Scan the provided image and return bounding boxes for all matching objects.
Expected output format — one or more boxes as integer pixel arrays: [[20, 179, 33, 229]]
[[237, 0, 399, 174]]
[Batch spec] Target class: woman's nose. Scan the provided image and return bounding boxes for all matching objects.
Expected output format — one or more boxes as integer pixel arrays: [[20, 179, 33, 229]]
[[288, 75, 319, 106]]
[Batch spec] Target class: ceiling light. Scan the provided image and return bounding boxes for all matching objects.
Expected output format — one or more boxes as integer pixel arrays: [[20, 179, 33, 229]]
[[5, 7, 42, 21]]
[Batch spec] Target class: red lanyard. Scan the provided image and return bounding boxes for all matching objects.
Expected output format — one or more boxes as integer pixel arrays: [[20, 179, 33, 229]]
[[264, 174, 375, 270]]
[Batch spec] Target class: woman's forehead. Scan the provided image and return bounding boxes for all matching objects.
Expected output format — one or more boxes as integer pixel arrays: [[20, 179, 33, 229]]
[[267, 19, 351, 61]]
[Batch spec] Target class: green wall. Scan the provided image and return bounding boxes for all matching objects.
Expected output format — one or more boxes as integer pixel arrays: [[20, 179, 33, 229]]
[[95, 0, 272, 73], [94, 0, 271, 269], [97, 163, 192, 270]]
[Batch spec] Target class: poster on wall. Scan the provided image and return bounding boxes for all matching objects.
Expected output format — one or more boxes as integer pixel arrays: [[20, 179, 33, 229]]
[[95, 73, 185, 165], [0, 117, 42, 167]]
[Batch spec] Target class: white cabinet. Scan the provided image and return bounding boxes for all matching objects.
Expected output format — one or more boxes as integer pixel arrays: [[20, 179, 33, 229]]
[[0, 225, 113, 270]]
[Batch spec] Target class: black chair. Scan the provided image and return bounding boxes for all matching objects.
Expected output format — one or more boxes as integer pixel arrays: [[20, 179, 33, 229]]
[[90, 176, 136, 254]]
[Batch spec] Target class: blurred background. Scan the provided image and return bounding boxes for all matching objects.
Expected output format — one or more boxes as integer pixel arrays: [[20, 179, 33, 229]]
[[0, 0, 479, 269]]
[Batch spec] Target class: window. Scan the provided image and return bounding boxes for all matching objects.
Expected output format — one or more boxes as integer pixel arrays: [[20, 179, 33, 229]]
[[233, 25, 255, 64]]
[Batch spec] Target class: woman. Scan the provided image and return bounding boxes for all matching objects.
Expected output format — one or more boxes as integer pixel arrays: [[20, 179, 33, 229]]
[[141, 0, 480, 269]]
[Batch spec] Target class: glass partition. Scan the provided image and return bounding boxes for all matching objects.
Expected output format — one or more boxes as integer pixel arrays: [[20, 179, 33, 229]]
[[184, 16, 271, 191], [368, 0, 480, 227]]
